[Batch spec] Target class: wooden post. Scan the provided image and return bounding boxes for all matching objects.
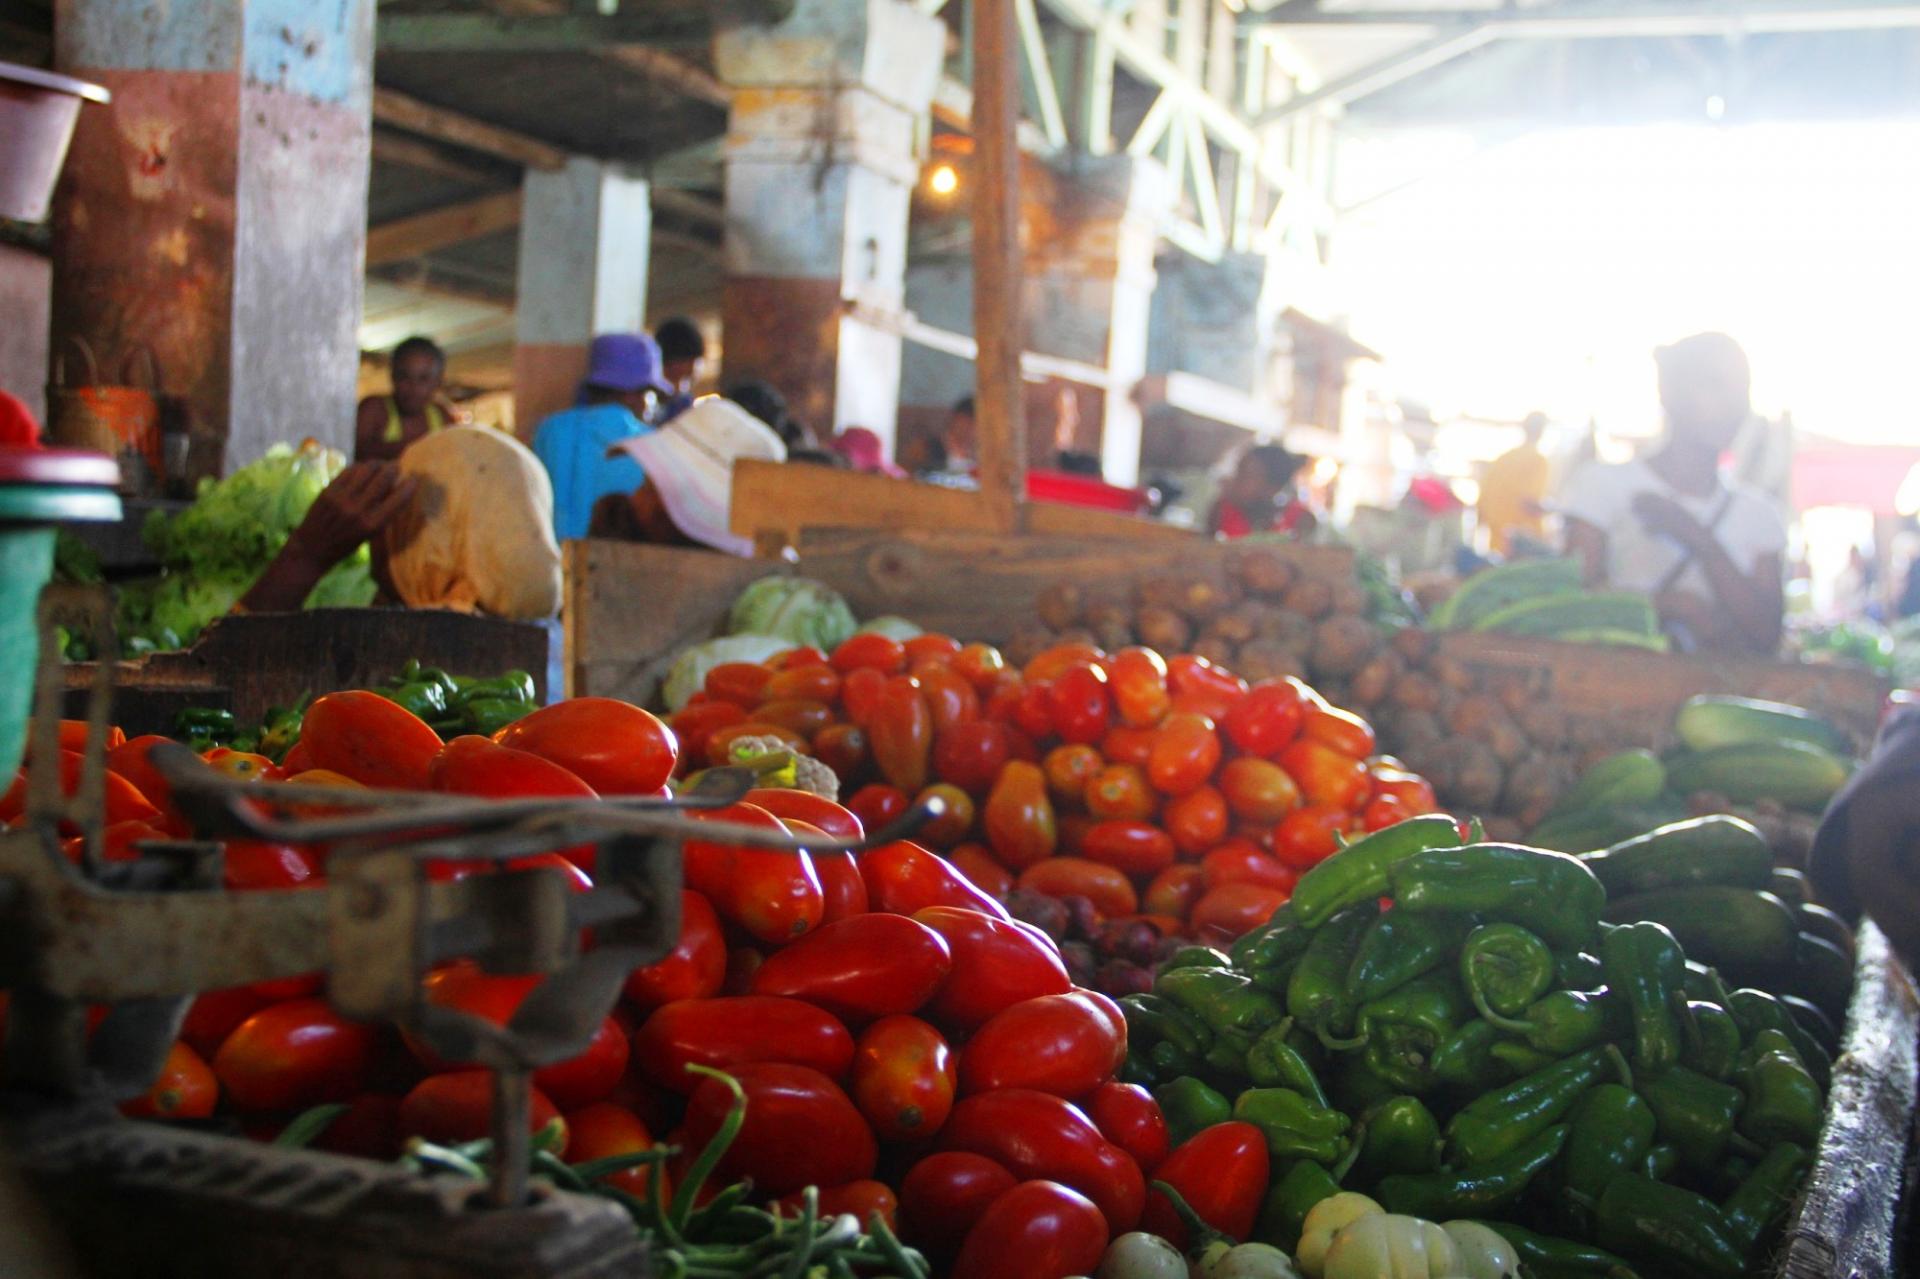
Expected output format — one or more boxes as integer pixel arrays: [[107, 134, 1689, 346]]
[[971, 0, 1028, 533]]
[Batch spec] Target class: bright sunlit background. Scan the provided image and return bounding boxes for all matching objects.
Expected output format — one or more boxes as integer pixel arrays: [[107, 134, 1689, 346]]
[[1332, 121, 1920, 444]]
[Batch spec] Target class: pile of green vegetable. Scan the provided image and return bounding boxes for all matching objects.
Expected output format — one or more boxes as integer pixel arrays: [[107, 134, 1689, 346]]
[[1119, 814, 1848, 1278], [1427, 559, 1665, 651]]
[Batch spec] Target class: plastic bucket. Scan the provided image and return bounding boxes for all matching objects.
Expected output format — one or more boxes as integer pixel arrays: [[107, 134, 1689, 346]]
[[0, 449, 122, 778], [0, 61, 110, 223]]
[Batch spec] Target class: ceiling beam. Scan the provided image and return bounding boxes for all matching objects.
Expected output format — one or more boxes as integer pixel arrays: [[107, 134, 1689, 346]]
[[485, 0, 730, 107], [372, 88, 567, 170], [1253, 27, 1499, 123], [651, 187, 725, 231], [371, 129, 506, 187], [378, 7, 720, 54], [365, 190, 525, 266], [1250, 0, 1920, 35]]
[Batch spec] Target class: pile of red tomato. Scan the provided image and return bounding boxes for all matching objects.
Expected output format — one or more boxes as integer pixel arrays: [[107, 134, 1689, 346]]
[[667, 631, 1439, 945]]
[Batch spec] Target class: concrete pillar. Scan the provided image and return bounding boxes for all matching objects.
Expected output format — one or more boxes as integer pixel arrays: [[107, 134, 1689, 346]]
[[1025, 155, 1170, 486], [512, 157, 652, 436], [715, 0, 944, 453], [51, 0, 374, 475], [1148, 248, 1269, 396]]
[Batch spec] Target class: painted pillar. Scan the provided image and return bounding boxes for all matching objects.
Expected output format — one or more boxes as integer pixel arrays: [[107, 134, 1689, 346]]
[[512, 158, 652, 436], [1025, 155, 1170, 486], [715, 0, 944, 453], [51, 0, 374, 475], [1149, 247, 1269, 395]]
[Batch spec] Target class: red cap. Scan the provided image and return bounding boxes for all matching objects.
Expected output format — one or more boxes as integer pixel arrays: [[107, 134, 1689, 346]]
[[0, 390, 41, 449]]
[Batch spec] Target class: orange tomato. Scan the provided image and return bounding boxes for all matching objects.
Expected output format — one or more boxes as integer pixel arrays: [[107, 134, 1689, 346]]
[[1099, 725, 1158, 768], [1217, 757, 1303, 824], [839, 666, 890, 727], [851, 1015, 956, 1142], [1022, 642, 1107, 684], [918, 666, 982, 738], [1302, 705, 1377, 758], [1042, 744, 1104, 807], [704, 661, 775, 707], [754, 698, 837, 739], [952, 642, 1008, 690], [1276, 739, 1372, 810], [904, 633, 964, 665], [1146, 714, 1222, 796], [1200, 842, 1300, 893], [1108, 647, 1171, 728], [948, 843, 1013, 900], [1271, 805, 1351, 869], [1143, 863, 1207, 920], [831, 633, 908, 675], [982, 761, 1057, 870], [1079, 820, 1177, 877], [1016, 858, 1138, 918], [1163, 785, 1229, 858], [121, 1040, 218, 1120], [763, 663, 842, 705], [813, 723, 871, 782], [914, 782, 977, 848], [1084, 763, 1156, 822], [298, 691, 445, 791]]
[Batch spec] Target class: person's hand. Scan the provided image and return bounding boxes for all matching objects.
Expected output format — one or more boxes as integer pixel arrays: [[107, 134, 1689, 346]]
[[1631, 492, 1707, 547], [286, 461, 419, 567]]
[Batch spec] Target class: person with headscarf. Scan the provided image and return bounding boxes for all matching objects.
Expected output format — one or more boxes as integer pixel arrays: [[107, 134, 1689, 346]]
[[530, 333, 672, 541], [1208, 442, 1318, 539]]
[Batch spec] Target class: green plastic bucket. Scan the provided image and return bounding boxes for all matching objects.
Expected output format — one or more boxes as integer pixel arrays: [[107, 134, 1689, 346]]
[[0, 448, 122, 778]]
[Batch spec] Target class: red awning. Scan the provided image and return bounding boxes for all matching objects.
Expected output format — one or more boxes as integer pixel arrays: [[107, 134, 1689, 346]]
[[1792, 445, 1920, 515]]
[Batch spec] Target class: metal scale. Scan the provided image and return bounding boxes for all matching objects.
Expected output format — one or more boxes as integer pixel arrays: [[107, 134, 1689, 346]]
[[0, 589, 931, 1278]]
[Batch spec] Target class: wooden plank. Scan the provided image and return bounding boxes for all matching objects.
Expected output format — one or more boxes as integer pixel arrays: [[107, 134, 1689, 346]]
[[371, 130, 504, 188], [371, 87, 567, 171], [651, 187, 725, 231], [563, 541, 786, 706], [365, 191, 524, 266], [487, 0, 731, 107], [971, 0, 1030, 533], [1438, 631, 1890, 748], [378, 8, 720, 54]]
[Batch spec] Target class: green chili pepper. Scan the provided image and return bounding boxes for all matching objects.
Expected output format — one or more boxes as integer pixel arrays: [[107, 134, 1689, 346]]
[[1388, 843, 1606, 950], [1564, 1084, 1656, 1205], [1163, 945, 1231, 971], [1146, 1039, 1202, 1080], [1489, 1040, 1558, 1075], [1601, 921, 1689, 1075], [1461, 922, 1556, 1019], [1232, 904, 1312, 971], [1466, 1219, 1639, 1278], [1121, 994, 1211, 1062], [1738, 1030, 1824, 1148], [1555, 950, 1606, 991], [1329, 1051, 1400, 1114], [1354, 1095, 1442, 1179], [1639, 1065, 1746, 1169], [1593, 1174, 1746, 1279], [1721, 1141, 1808, 1253], [1289, 814, 1464, 927], [1684, 960, 1737, 1008], [175, 706, 238, 740], [1728, 988, 1832, 1088], [1358, 974, 1472, 1093], [459, 670, 535, 705], [1478, 986, 1629, 1057], [1154, 1076, 1233, 1146], [385, 679, 449, 721], [1681, 999, 1743, 1080], [1246, 1021, 1329, 1106], [1159, 966, 1287, 1039], [1430, 1019, 1516, 1089], [463, 696, 533, 736], [1286, 903, 1377, 1045], [1254, 1160, 1340, 1252], [1445, 1046, 1621, 1166], [1378, 1123, 1569, 1219], [1202, 1027, 1258, 1084], [1231, 1087, 1351, 1165], [1643, 1143, 1679, 1181], [1345, 910, 1474, 1004]]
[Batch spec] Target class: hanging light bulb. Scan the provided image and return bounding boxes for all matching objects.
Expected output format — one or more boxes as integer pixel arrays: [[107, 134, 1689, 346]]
[[929, 164, 959, 196]]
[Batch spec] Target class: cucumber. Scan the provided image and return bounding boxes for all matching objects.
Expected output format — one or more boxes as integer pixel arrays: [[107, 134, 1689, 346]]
[[1427, 557, 1583, 631], [1769, 867, 1810, 905], [1545, 749, 1668, 822], [1603, 887, 1799, 980], [1674, 694, 1851, 756], [1795, 902, 1855, 959], [1581, 816, 1772, 895], [1471, 590, 1660, 639], [1785, 931, 1855, 1025], [1528, 799, 1690, 854], [1778, 994, 1842, 1057], [1664, 740, 1853, 812]]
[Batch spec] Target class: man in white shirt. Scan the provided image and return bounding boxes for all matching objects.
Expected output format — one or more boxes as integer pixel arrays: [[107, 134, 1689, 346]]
[[1558, 333, 1788, 654]]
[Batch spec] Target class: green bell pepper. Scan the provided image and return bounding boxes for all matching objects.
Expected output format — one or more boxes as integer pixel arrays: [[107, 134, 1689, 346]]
[[1231, 1086, 1351, 1165], [1738, 1030, 1824, 1147], [1639, 1065, 1746, 1169], [1721, 1141, 1808, 1253], [1120, 994, 1210, 1080], [1555, 949, 1606, 991], [1153, 1076, 1233, 1146], [1445, 1046, 1621, 1167], [1254, 1159, 1340, 1252], [385, 679, 449, 721], [1461, 922, 1556, 1019], [1387, 843, 1607, 950], [1467, 1219, 1637, 1278], [1430, 1019, 1515, 1090], [1329, 1051, 1400, 1114], [1358, 973, 1472, 1093], [1564, 1083, 1655, 1204], [1286, 903, 1377, 1045], [1353, 1095, 1442, 1179], [1159, 966, 1287, 1040], [1489, 1041, 1558, 1074], [1345, 909, 1474, 1004], [1682, 999, 1744, 1080], [1246, 1021, 1329, 1106], [459, 669, 535, 706], [1643, 1143, 1680, 1180], [1289, 813, 1463, 926], [1729, 988, 1832, 1088], [1601, 920, 1689, 1075], [463, 696, 532, 736], [1163, 944, 1231, 971], [1377, 1123, 1569, 1219], [1593, 1174, 1746, 1279], [1479, 986, 1629, 1057]]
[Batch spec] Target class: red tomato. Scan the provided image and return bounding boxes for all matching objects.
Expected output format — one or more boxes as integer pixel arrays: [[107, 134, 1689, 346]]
[[105, 735, 184, 831], [1201, 842, 1299, 893], [428, 734, 597, 800], [54, 719, 125, 754], [1143, 863, 1207, 920], [1222, 681, 1305, 757], [810, 849, 872, 925], [1086, 1082, 1170, 1174], [1278, 739, 1373, 811], [904, 632, 963, 664], [763, 663, 841, 705], [279, 740, 315, 775], [121, 1041, 218, 1120], [1057, 812, 1095, 856], [861, 841, 1011, 920], [704, 661, 774, 707], [839, 666, 889, 729], [1303, 704, 1377, 758], [1168, 654, 1248, 700], [0, 750, 163, 829], [1373, 769, 1440, 815], [669, 701, 747, 764], [685, 803, 823, 944], [773, 1180, 899, 1230], [1190, 882, 1292, 942], [223, 840, 316, 891], [831, 633, 907, 675], [743, 789, 863, 840], [213, 998, 379, 1112], [914, 906, 1072, 1031], [754, 698, 836, 738], [1098, 726, 1157, 769], [1016, 859, 1138, 919], [900, 1152, 1019, 1252], [917, 666, 981, 739], [410, 964, 628, 1108], [941, 1089, 1144, 1232], [982, 761, 1057, 870], [632, 995, 854, 1091], [851, 1015, 956, 1142], [312, 1093, 404, 1161], [870, 678, 932, 793], [1047, 666, 1112, 746], [912, 782, 976, 848], [1084, 763, 1156, 822], [750, 913, 953, 1021], [495, 698, 677, 795], [954, 1181, 1108, 1279], [1272, 804, 1351, 869], [1143, 1122, 1269, 1246], [299, 691, 444, 791], [953, 642, 1009, 690], [1163, 785, 1229, 857], [770, 645, 830, 670], [180, 986, 271, 1061], [948, 843, 1012, 899], [931, 720, 1014, 795], [1147, 714, 1222, 796], [1108, 647, 1171, 729], [846, 783, 908, 832], [399, 1071, 567, 1156], [958, 990, 1126, 1098], [812, 723, 870, 782], [680, 1062, 876, 1197], [1362, 795, 1412, 831], [1042, 744, 1104, 807], [622, 889, 727, 1009], [1218, 756, 1304, 823], [1023, 643, 1107, 684], [58, 819, 168, 868], [565, 1102, 663, 1198], [1079, 820, 1177, 877]]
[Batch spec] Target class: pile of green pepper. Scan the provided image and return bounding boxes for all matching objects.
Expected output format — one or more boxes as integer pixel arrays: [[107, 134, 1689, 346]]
[[377, 660, 537, 738], [1120, 819, 1846, 1278]]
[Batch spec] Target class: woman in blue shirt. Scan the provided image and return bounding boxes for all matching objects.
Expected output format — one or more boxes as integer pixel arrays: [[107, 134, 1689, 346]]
[[531, 333, 671, 541]]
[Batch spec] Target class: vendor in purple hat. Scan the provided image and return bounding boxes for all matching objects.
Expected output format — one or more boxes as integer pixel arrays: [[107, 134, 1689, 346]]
[[530, 333, 673, 541]]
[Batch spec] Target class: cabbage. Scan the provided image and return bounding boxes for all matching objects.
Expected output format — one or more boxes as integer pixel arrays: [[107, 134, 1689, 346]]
[[856, 615, 923, 641], [662, 634, 792, 711], [727, 576, 858, 651]]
